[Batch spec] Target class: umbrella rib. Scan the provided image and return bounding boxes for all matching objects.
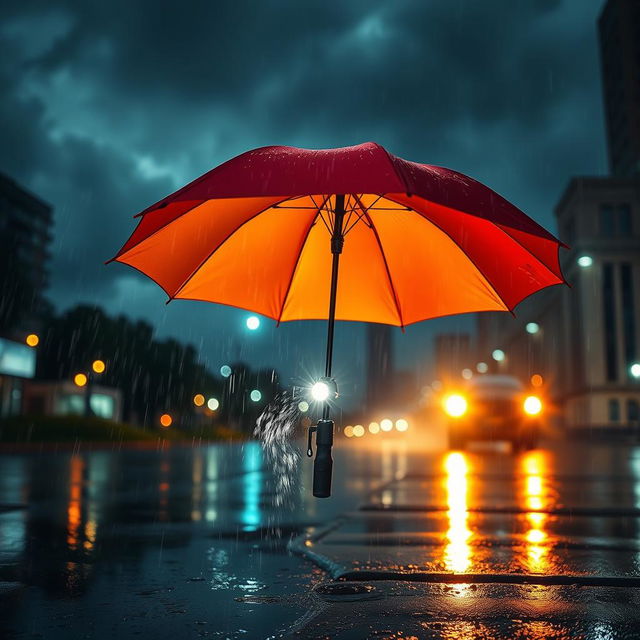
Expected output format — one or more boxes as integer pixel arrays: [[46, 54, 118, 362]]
[[276, 195, 331, 325], [384, 194, 514, 313], [354, 195, 405, 330], [167, 196, 291, 302]]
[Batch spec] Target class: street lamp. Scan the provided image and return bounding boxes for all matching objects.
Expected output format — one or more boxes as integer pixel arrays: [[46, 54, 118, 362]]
[[246, 315, 260, 331], [92, 359, 106, 374], [74, 373, 88, 387], [577, 255, 593, 268], [74, 360, 106, 417], [25, 334, 39, 347], [631, 363, 640, 379]]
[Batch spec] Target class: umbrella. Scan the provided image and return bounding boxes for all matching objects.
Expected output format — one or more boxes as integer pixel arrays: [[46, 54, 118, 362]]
[[109, 142, 566, 497]]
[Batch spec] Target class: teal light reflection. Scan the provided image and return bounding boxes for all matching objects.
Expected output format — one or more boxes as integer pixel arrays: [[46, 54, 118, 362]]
[[242, 443, 262, 531]]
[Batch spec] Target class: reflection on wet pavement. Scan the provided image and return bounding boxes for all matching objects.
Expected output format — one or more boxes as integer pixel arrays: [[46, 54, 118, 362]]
[[3, 439, 640, 638]]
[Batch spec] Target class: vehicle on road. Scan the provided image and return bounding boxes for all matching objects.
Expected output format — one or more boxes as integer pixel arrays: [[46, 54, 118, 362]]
[[442, 375, 542, 451]]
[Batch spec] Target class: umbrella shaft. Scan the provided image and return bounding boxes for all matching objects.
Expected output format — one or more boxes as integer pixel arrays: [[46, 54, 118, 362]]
[[323, 194, 345, 420]]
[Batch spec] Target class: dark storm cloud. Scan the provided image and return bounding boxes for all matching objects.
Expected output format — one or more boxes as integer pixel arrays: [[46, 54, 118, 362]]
[[0, 0, 606, 398]]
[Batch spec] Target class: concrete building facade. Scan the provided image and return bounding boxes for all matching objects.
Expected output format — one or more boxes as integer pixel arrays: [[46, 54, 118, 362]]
[[599, 0, 640, 177]]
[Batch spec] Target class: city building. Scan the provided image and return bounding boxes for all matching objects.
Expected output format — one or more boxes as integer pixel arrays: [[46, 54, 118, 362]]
[[472, 0, 640, 430], [434, 333, 473, 384], [23, 380, 123, 422], [0, 172, 53, 338], [365, 323, 394, 411], [0, 336, 36, 418], [599, 0, 640, 177]]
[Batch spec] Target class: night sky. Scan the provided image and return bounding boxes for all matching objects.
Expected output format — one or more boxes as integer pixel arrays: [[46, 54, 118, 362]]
[[1, 0, 607, 407]]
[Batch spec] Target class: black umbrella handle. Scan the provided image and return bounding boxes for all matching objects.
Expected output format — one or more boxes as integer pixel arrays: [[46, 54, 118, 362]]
[[312, 419, 334, 498]]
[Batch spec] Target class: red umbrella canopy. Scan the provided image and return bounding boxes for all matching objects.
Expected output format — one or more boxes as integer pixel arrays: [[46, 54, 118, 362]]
[[111, 142, 566, 327]]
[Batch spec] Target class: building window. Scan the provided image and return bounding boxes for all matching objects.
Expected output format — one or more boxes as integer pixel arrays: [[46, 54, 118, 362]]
[[603, 263, 618, 381], [599, 204, 633, 236], [609, 398, 620, 422], [628, 399, 639, 424]]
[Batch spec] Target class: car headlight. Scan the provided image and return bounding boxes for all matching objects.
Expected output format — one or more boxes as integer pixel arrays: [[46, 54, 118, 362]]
[[444, 394, 468, 418], [523, 395, 542, 416]]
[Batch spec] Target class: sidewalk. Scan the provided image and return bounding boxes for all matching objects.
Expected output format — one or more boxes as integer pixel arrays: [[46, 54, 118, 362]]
[[289, 448, 640, 638]]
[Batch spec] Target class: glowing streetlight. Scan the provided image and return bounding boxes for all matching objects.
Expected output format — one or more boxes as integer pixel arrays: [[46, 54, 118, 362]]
[[630, 363, 640, 379], [492, 349, 505, 362], [160, 413, 172, 427], [220, 365, 232, 378], [92, 359, 106, 374], [193, 394, 205, 407], [246, 315, 260, 331], [526, 322, 540, 335], [207, 397, 219, 410], [73, 373, 88, 387], [250, 389, 262, 402], [25, 334, 39, 347], [577, 255, 593, 268]]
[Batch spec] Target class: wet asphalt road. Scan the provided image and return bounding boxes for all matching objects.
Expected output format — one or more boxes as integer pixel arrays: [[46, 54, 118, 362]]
[[1, 434, 640, 638]]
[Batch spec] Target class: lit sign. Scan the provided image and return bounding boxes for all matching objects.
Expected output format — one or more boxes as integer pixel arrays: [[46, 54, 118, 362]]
[[0, 337, 36, 378]]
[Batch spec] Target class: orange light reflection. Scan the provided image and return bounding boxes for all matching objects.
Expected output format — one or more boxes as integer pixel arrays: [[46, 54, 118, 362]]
[[67, 455, 84, 550], [444, 452, 472, 576], [521, 451, 552, 573]]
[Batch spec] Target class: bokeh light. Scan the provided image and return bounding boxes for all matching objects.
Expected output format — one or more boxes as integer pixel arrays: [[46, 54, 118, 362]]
[[92, 359, 106, 374], [344, 425, 354, 438], [476, 362, 488, 373], [368, 421, 380, 434], [73, 373, 87, 387], [444, 394, 467, 418], [531, 374, 543, 388], [524, 395, 542, 416], [250, 389, 262, 402], [353, 424, 365, 437], [395, 418, 409, 432], [492, 349, 505, 362], [220, 365, 232, 377], [159, 413, 172, 428], [380, 418, 393, 432], [246, 315, 260, 330], [193, 394, 205, 407], [25, 334, 39, 347], [207, 397, 220, 411], [298, 401, 309, 412]]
